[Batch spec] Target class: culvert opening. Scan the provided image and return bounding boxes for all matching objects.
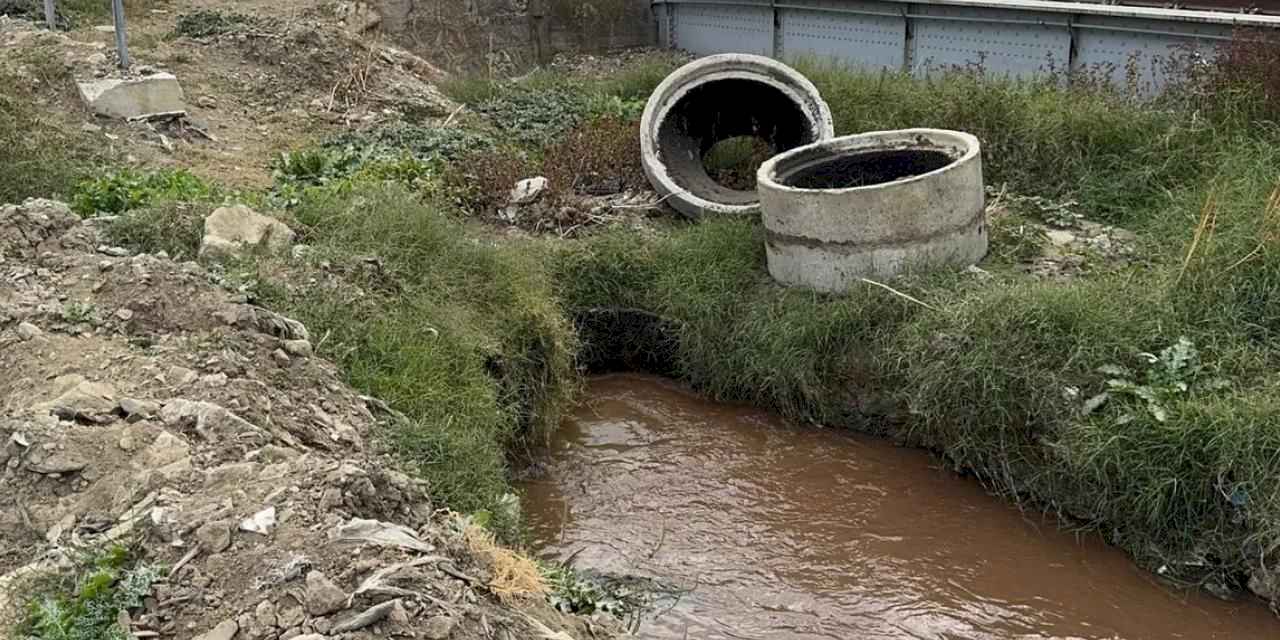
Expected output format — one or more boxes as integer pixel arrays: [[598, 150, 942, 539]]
[[782, 149, 955, 190], [659, 78, 816, 207]]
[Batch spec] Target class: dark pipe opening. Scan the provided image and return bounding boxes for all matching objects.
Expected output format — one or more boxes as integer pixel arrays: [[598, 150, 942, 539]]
[[572, 307, 682, 377], [658, 79, 816, 206], [782, 149, 954, 190]]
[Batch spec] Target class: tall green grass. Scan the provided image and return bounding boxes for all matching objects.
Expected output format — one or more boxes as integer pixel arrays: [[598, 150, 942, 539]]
[[255, 185, 576, 536]]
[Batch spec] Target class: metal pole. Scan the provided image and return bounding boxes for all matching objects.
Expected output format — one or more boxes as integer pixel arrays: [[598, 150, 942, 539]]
[[111, 0, 129, 70], [43, 0, 55, 30]]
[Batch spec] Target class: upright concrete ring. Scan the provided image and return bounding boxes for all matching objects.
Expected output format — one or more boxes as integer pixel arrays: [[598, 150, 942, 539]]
[[757, 129, 988, 292], [640, 54, 834, 218]]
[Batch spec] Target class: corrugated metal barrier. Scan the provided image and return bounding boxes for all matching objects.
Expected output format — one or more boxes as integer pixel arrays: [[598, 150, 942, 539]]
[[651, 0, 1280, 91]]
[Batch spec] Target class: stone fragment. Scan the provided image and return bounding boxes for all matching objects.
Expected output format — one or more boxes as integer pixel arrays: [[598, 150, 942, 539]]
[[119, 397, 160, 419], [330, 599, 396, 633], [282, 339, 312, 358], [200, 205, 295, 261], [423, 615, 456, 639], [193, 618, 238, 640], [304, 571, 347, 616], [16, 322, 41, 341], [196, 521, 232, 553]]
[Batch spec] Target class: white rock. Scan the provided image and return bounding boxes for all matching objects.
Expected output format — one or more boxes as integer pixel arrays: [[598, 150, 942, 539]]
[[282, 339, 313, 358], [240, 506, 277, 535], [509, 176, 548, 206], [199, 205, 295, 261], [119, 397, 160, 419], [77, 73, 187, 120], [16, 322, 41, 341], [194, 619, 238, 640]]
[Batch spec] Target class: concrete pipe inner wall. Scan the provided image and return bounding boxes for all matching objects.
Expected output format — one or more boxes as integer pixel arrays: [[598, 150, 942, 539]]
[[757, 129, 987, 292], [641, 54, 834, 218]]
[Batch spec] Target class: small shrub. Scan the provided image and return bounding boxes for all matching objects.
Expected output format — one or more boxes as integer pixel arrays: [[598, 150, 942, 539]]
[[542, 117, 645, 196], [71, 169, 216, 216], [445, 148, 536, 215], [60, 302, 98, 325]]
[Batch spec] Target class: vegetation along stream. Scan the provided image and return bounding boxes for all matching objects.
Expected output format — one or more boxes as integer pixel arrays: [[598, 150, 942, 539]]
[[521, 374, 1280, 639]]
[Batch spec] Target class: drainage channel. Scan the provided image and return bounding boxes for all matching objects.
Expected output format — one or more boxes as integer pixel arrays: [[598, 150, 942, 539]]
[[520, 374, 1279, 639]]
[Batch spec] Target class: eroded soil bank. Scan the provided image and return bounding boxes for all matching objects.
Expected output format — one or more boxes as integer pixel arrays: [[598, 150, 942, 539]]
[[522, 374, 1280, 639]]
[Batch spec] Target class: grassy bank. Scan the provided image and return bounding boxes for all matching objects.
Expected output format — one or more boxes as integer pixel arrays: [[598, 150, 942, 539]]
[[20, 44, 1280, 599]]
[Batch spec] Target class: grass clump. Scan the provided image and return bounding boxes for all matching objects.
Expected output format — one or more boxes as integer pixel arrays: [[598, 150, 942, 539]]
[[104, 200, 211, 259], [174, 9, 253, 38], [18, 546, 161, 640]]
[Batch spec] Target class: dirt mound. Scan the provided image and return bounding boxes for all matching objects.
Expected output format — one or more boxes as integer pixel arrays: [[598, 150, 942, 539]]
[[0, 199, 607, 640]]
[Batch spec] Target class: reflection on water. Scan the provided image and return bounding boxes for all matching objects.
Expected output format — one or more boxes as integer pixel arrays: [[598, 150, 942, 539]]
[[520, 374, 1279, 640]]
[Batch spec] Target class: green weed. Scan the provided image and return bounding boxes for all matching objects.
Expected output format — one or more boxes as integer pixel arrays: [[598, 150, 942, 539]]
[[71, 169, 217, 217], [18, 546, 162, 640]]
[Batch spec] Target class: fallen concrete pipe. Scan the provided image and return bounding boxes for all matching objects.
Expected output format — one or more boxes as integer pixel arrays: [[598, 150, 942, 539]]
[[757, 129, 988, 291], [640, 54, 834, 218]]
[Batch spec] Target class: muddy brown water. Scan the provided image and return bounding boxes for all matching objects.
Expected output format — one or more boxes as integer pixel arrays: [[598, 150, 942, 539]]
[[520, 374, 1280, 640]]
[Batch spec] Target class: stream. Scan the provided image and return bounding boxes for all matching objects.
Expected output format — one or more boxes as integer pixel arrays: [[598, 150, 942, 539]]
[[519, 374, 1280, 639]]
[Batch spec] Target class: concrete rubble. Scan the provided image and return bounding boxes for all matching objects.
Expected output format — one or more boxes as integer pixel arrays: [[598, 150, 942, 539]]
[[77, 72, 188, 120], [199, 204, 296, 261]]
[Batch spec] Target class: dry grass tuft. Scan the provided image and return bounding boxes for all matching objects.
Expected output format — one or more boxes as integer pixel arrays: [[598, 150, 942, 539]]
[[463, 524, 547, 603]]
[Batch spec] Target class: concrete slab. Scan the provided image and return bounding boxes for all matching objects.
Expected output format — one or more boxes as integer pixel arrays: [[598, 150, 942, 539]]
[[77, 72, 187, 120]]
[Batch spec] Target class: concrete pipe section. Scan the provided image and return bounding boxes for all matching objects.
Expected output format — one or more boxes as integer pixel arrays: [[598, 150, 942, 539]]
[[641, 54, 834, 218], [757, 129, 987, 292]]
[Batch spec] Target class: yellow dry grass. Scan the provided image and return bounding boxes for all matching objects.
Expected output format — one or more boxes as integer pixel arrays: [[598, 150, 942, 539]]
[[463, 524, 547, 603]]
